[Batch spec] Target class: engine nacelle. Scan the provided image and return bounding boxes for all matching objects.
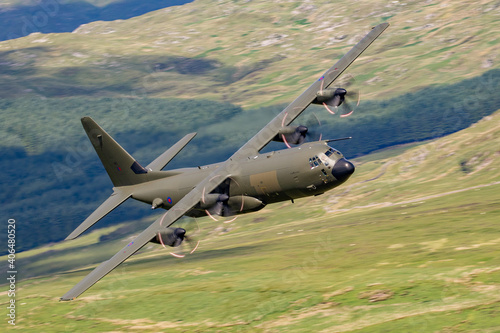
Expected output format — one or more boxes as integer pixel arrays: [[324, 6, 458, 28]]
[[199, 193, 228, 209], [227, 195, 266, 213], [150, 227, 185, 247], [272, 125, 308, 145], [312, 88, 346, 106]]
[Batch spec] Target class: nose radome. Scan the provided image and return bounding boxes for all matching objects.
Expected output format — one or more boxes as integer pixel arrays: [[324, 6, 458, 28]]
[[332, 158, 355, 182]]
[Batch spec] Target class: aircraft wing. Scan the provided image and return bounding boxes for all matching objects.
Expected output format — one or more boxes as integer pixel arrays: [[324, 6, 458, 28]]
[[233, 23, 389, 158], [60, 165, 230, 301]]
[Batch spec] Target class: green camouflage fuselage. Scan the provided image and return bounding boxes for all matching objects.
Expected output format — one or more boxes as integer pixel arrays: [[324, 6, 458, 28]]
[[130, 142, 354, 217]]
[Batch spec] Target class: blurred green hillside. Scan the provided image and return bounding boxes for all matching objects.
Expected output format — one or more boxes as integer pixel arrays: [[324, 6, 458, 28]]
[[2, 1, 500, 330], [0, 0, 499, 107], [3, 68, 500, 253], [5, 109, 500, 332], [2, 0, 500, 253]]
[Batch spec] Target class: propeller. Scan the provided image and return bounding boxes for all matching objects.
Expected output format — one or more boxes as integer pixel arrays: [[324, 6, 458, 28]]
[[273, 125, 308, 147], [303, 112, 324, 141], [156, 217, 200, 258], [207, 193, 234, 218], [312, 74, 360, 117], [273, 112, 324, 147], [202, 178, 242, 222]]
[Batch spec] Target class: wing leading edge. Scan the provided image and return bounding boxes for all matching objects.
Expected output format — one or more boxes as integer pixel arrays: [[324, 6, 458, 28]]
[[234, 23, 389, 158], [60, 23, 389, 300]]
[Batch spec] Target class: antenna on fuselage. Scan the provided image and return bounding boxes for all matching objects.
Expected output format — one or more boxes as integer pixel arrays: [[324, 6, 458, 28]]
[[325, 137, 352, 143]]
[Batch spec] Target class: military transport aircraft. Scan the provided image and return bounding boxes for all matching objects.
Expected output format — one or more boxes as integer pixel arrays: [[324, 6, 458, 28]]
[[60, 23, 389, 301]]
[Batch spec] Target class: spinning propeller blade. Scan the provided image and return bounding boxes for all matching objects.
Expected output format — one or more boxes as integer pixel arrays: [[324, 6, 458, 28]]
[[166, 218, 200, 258], [313, 74, 360, 117]]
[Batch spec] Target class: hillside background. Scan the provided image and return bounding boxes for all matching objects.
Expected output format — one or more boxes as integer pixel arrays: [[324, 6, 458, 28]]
[[0, 0, 193, 41], [1, 0, 500, 251], [7, 108, 500, 332], [1, 0, 500, 332]]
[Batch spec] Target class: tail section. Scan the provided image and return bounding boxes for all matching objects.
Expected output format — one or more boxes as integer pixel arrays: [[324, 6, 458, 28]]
[[81, 117, 149, 187], [66, 117, 196, 240]]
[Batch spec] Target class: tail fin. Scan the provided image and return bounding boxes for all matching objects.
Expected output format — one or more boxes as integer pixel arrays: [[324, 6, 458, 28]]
[[81, 117, 149, 187], [67, 117, 196, 240]]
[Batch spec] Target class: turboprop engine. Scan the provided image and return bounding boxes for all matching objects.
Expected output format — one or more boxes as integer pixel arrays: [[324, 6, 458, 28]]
[[150, 227, 186, 247], [199, 194, 265, 217], [272, 126, 309, 145]]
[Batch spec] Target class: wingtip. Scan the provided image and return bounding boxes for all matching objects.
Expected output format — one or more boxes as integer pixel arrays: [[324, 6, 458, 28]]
[[185, 132, 197, 140], [65, 228, 85, 240], [373, 22, 390, 29], [80, 116, 97, 132], [65, 234, 76, 241], [65, 229, 80, 241]]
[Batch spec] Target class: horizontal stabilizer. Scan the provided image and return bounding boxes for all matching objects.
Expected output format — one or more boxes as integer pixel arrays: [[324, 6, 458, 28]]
[[65, 190, 132, 240], [147, 132, 197, 171]]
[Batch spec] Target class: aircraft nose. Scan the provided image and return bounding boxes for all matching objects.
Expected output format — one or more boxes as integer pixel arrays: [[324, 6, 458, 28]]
[[332, 158, 355, 182]]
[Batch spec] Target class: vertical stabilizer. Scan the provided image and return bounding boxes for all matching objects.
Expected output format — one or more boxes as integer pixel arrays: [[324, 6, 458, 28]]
[[81, 117, 148, 187]]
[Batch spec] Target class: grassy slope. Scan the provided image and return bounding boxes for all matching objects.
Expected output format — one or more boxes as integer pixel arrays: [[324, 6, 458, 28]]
[[3, 110, 500, 332], [0, 0, 499, 107]]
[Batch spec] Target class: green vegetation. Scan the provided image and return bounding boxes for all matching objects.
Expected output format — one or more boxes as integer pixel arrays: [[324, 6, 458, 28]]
[[294, 19, 310, 25], [3, 109, 500, 332], [1, 98, 243, 253], [2, 68, 500, 253], [1, 0, 499, 108], [1, 0, 500, 329]]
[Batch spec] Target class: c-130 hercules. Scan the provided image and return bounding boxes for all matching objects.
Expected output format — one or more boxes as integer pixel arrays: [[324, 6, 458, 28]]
[[61, 23, 389, 301]]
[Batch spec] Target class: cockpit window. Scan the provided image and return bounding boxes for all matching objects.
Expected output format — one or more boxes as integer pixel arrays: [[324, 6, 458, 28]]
[[326, 148, 342, 157], [309, 156, 322, 169], [325, 148, 334, 157]]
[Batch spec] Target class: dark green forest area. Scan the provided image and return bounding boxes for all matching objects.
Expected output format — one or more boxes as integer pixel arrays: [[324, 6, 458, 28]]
[[0, 0, 193, 41], [2, 68, 500, 253]]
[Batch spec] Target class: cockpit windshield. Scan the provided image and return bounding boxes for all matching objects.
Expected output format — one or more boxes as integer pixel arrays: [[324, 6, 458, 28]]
[[309, 147, 342, 169], [325, 147, 341, 157]]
